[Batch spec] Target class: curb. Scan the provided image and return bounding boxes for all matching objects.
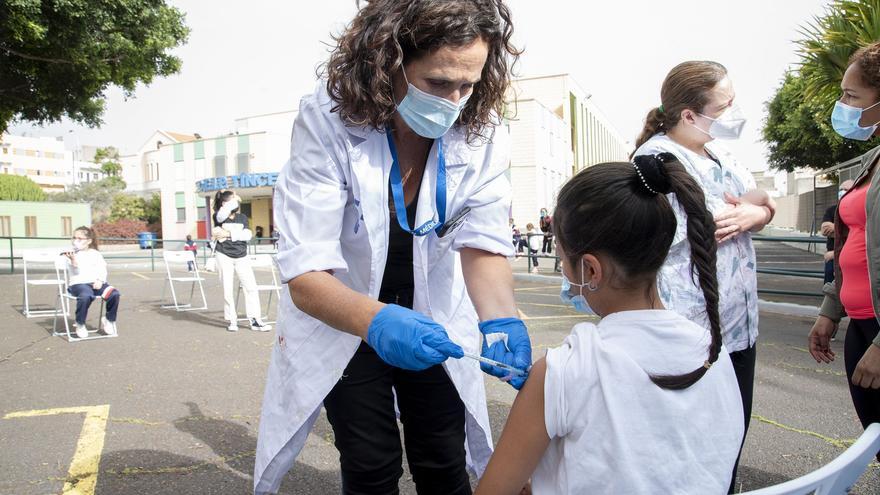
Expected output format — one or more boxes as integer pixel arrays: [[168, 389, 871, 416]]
[[513, 273, 822, 319]]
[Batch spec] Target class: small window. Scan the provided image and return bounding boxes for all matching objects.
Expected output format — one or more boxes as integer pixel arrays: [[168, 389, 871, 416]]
[[236, 153, 249, 174], [0, 216, 10, 236], [177, 208, 186, 223], [173, 143, 184, 162], [61, 216, 72, 237], [213, 156, 226, 177], [24, 216, 37, 237], [197, 206, 207, 220]]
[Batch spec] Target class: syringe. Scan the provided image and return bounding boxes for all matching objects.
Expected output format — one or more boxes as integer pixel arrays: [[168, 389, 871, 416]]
[[462, 351, 528, 376]]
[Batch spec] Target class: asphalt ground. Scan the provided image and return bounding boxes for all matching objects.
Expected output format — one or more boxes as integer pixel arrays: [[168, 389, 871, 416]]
[[0, 263, 877, 494]]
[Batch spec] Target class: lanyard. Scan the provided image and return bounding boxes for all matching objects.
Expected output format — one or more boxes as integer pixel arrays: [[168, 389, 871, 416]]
[[386, 130, 446, 236]]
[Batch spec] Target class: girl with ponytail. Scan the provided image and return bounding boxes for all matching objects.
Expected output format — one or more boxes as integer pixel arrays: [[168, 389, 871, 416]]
[[475, 157, 744, 495], [633, 61, 776, 492]]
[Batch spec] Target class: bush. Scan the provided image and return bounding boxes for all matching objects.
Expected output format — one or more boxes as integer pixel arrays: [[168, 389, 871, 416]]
[[0, 174, 46, 201], [93, 219, 149, 244]]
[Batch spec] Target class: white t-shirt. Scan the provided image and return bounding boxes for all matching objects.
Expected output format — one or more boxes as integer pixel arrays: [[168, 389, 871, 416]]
[[67, 249, 108, 287], [532, 310, 744, 495]]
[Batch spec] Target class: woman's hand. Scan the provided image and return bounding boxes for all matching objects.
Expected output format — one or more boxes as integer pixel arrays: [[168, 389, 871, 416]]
[[808, 316, 837, 363], [479, 318, 532, 389], [366, 304, 464, 370], [212, 226, 229, 240], [92, 280, 102, 290], [714, 192, 772, 243], [852, 344, 880, 389]]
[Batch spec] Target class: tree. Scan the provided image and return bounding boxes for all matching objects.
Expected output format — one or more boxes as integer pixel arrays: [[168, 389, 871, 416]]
[[0, 0, 189, 133], [762, 0, 880, 171], [109, 194, 145, 222], [763, 72, 874, 172], [94, 147, 122, 178], [144, 192, 162, 225], [0, 174, 46, 201], [50, 177, 125, 222]]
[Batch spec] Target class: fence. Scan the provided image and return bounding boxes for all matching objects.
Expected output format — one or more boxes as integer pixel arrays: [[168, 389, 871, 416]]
[[0, 236, 279, 274]]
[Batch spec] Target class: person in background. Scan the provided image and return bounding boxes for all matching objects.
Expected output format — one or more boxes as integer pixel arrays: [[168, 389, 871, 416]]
[[62, 226, 120, 339], [475, 157, 743, 494], [809, 42, 880, 458], [821, 179, 855, 283], [510, 218, 522, 257], [539, 208, 553, 255], [183, 234, 198, 272], [212, 190, 272, 333], [632, 60, 776, 492], [526, 222, 541, 273]]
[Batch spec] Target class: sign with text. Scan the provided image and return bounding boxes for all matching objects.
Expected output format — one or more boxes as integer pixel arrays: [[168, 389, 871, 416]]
[[196, 172, 279, 193]]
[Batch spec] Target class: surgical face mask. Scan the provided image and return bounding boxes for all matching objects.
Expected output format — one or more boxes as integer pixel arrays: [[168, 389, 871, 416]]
[[559, 260, 596, 316], [72, 238, 89, 251], [224, 198, 240, 213], [693, 104, 747, 140], [831, 100, 880, 141], [397, 68, 471, 139], [839, 189, 848, 200]]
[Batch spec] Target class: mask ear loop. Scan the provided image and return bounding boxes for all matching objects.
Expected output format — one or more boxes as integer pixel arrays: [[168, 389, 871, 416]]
[[581, 258, 599, 292]]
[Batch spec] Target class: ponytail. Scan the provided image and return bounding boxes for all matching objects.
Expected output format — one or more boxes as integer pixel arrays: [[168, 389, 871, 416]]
[[632, 107, 667, 157], [640, 155, 722, 390]]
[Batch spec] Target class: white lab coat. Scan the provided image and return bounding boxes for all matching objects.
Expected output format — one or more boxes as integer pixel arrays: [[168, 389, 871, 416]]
[[254, 83, 514, 494]]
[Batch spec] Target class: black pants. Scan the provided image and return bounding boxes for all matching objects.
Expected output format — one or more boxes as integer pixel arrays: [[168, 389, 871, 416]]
[[845, 318, 880, 448], [541, 235, 553, 254], [727, 344, 757, 494], [323, 342, 471, 495]]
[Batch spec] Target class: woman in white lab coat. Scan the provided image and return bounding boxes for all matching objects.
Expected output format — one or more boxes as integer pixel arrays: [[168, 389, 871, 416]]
[[254, 1, 529, 494]]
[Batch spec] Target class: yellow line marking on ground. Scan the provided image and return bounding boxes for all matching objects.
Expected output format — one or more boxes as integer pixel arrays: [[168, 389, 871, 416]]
[[522, 315, 588, 320], [105, 449, 255, 476], [517, 308, 529, 319], [751, 414, 856, 450], [5, 405, 110, 495], [517, 301, 570, 309], [776, 361, 847, 377], [787, 345, 811, 354], [130, 272, 149, 280], [514, 286, 556, 292]]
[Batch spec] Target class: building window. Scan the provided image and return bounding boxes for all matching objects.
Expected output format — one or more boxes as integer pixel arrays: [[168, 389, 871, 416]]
[[213, 156, 226, 177], [177, 208, 186, 223], [0, 216, 10, 236], [193, 140, 205, 160], [236, 153, 249, 174], [92, 173, 98, 180], [24, 216, 37, 237], [173, 143, 184, 162], [175, 192, 186, 223], [61, 216, 72, 237], [197, 206, 207, 221]]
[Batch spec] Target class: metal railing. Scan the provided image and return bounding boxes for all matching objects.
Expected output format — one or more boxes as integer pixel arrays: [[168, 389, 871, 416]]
[[515, 233, 829, 299], [0, 236, 279, 274]]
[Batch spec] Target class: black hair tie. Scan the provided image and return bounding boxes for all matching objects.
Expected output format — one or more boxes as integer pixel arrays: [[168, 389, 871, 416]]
[[632, 154, 674, 195]]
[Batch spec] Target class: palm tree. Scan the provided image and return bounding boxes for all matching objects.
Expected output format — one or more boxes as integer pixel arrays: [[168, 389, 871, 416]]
[[798, 0, 880, 105]]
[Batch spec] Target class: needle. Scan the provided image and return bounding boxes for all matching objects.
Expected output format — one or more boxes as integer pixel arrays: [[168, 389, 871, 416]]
[[462, 351, 527, 376]]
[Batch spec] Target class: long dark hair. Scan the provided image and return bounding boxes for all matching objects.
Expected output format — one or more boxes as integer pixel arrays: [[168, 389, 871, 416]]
[[632, 61, 728, 154], [323, 0, 520, 142], [554, 155, 721, 390], [212, 190, 235, 227], [74, 226, 99, 251]]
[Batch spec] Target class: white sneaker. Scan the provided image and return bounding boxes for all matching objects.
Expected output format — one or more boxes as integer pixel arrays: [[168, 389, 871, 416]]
[[227, 322, 239, 332], [530, 267, 539, 273], [74, 323, 89, 339], [250, 318, 272, 332], [101, 317, 117, 336]]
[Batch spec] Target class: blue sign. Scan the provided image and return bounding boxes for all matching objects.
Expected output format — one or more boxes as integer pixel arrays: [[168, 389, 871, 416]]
[[196, 172, 278, 193]]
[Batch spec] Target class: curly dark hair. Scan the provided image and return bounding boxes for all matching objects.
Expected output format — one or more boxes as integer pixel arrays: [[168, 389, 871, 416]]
[[850, 41, 880, 90], [323, 0, 520, 142]]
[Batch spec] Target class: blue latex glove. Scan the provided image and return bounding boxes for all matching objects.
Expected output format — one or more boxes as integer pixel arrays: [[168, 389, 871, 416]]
[[367, 304, 464, 370], [479, 317, 532, 389]]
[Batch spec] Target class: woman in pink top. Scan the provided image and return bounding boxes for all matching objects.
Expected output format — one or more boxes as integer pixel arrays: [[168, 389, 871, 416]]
[[809, 43, 880, 446]]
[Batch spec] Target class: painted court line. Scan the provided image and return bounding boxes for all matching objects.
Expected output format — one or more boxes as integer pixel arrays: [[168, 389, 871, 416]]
[[130, 272, 150, 280], [5, 405, 110, 495]]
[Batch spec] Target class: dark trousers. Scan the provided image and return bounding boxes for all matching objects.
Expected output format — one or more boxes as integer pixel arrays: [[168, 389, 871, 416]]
[[529, 249, 539, 267], [845, 318, 880, 459], [323, 342, 471, 495], [541, 235, 553, 254], [824, 259, 835, 284], [727, 344, 757, 494], [67, 283, 119, 325]]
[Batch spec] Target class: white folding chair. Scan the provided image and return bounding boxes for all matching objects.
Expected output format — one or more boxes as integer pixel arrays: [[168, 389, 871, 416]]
[[161, 251, 208, 311], [742, 423, 880, 495], [21, 249, 68, 318], [52, 262, 115, 342], [235, 254, 283, 323]]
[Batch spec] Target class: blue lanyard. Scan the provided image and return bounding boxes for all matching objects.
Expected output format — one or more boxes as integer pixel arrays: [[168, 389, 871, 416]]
[[386, 131, 446, 236]]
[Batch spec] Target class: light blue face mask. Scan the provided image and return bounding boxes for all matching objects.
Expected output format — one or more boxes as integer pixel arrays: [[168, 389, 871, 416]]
[[832, 100, 880, 141], [397, 68, 472, 139], [559, 259, 597, 315]]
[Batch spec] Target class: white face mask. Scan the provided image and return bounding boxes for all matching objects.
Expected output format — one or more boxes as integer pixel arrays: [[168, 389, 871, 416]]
[[692, 104, 747, 140], [72, 238, 89, 251]]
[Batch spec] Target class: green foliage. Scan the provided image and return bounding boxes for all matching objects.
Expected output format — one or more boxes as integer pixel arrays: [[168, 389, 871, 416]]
[[0, 0, 190, 133], [109, 193, 145, 222], [763, 0, 880, 171], [50, 177, 125, 222], [94, 147, 122, 177], [0, 174, 46, 201], [143, 192, 162, 225]]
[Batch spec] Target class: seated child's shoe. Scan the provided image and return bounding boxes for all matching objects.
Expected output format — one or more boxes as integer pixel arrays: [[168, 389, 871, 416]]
[[74, 323, 89, 339], [101, 317, 117, 336]]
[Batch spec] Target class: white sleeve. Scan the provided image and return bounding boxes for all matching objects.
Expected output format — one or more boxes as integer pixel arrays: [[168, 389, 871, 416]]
[[543, 324, 596, 439], [95, 251, 108, 282], [273, 95, 349, 283], [543, 334, 576, 439], [452, 126, 516, 256]]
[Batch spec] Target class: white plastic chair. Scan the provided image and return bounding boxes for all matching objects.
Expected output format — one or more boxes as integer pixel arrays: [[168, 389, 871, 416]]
[[161, 251, 208, 311], [742, 423, 880, 495], [52, 262, 115, 342], [235, 254, 283, 323], [21, 249, 68, 318]]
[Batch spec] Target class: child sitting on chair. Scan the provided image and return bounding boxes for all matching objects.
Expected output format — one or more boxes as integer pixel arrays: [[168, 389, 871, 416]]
[[62, 226, 120, 338]]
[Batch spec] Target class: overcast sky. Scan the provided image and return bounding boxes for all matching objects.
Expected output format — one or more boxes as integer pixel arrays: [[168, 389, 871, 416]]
[[11, 0, 831, 171]]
